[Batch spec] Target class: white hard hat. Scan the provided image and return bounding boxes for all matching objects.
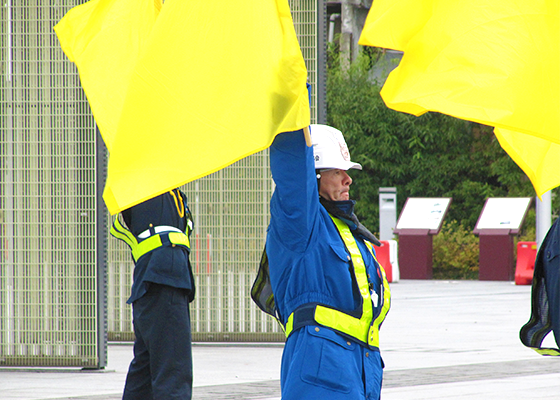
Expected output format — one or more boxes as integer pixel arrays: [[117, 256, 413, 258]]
[[310, 124, 362, 171]]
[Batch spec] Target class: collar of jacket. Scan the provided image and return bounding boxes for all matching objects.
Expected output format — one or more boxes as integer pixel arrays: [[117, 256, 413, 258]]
[[319, 197, 381, 246]]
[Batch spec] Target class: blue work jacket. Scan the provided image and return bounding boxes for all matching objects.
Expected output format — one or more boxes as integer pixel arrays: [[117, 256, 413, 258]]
[[266, 129, 382, 329]]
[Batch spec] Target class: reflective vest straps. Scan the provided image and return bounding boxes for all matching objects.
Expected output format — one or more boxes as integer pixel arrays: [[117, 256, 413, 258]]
[[110, 215, 191, 263], [285, 215, 391, 349]]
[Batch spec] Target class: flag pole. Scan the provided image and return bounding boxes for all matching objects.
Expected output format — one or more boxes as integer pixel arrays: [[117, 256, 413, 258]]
[[304, 126, 311, 147]]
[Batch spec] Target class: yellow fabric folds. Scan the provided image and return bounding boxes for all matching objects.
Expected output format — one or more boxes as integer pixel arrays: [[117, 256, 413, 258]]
[[54, 0, 162, 151], [359, 0, 560, 197], [55, 0, 310, 214], [495, 128, 560, 198]]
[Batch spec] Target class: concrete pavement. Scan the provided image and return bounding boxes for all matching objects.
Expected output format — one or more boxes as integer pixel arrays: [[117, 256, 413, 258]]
[[379, 280, 560, 399], [1, 280, 559, 399]]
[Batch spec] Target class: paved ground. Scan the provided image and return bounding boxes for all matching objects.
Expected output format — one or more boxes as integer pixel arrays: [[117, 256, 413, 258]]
[[2, 280, 559, 400]]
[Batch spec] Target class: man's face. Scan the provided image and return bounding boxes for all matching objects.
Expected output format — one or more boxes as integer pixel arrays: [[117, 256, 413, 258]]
[[319, 169, 352, 201]]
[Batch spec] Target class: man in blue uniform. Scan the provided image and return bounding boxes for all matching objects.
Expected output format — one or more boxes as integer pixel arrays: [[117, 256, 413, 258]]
[[264, 124, 391, 399], [110, 189, 195, 399]]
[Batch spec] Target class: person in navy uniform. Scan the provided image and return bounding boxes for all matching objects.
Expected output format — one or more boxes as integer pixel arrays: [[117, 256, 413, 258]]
[[111, 188, 195, 399], [520, 216, 560, 356]]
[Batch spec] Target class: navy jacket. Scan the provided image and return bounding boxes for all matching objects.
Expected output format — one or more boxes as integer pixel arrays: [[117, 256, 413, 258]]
[[121, 189, 195, 304], [520, 217, 560, 354]]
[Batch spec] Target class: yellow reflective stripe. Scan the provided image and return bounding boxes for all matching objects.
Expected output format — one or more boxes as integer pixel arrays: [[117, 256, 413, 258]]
[[132, 232, 190, 262], [110, 215, 137, 249], [169, 231, 190, 249], [111, 214, 190, 263], [132, 234, 163, 262], [533, 347, 560, 356], [285, 313, 294, 335], [314, 216, 374, 344], [315, 304, 370, 343]]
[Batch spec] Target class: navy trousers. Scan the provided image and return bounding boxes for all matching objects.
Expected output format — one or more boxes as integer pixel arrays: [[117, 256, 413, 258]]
[[123, 283, 193, 400]]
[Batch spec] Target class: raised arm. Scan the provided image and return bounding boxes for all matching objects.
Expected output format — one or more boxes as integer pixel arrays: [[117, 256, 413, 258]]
[[269, 129, 318, 253]]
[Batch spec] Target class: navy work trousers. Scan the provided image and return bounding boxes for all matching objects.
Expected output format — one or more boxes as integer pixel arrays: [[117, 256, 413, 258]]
[[123, 283, 193, 400]]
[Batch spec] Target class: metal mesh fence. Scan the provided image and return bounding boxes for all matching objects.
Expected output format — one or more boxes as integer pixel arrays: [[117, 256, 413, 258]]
[[1, 0, 321, 366], [1, 1, 99, 367], [292, 0, 319, 123]]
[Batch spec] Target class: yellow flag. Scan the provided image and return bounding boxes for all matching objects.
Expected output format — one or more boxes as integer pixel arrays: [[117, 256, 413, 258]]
[[54, 0, 162, 151], [56, 0, 310, 214], [359, 0, 560, 197], [495, 128, 560, 197]]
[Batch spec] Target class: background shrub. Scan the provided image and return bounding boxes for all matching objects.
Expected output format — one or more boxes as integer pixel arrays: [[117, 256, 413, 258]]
[[432, 221, 479, 280]]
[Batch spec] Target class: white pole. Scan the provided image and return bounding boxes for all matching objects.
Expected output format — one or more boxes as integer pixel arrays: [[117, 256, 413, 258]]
[[536, 191, 552, 250]]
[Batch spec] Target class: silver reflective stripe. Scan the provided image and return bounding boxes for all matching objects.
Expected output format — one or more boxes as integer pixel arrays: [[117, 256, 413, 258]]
[[138, 225, 183, 239]]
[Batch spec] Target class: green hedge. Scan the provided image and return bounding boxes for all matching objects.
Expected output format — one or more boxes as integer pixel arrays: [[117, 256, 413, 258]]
[[432, 221, 479, 280]]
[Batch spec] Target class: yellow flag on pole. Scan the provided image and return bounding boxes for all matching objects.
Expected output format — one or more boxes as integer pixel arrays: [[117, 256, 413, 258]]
[[55, 0, 310, 214], [359, 0, 560, 197]]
